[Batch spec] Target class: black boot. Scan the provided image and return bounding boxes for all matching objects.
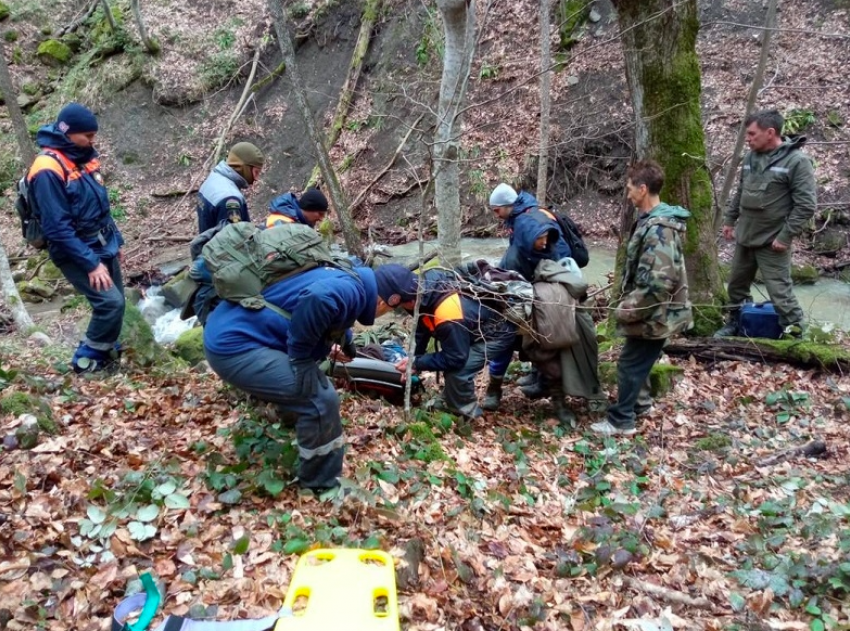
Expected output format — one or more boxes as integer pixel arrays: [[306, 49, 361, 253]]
[[713, 310, 740, 338], [481, 376, 503, 411], [516, 367, 538, 387], [520, 379, 547, 400]]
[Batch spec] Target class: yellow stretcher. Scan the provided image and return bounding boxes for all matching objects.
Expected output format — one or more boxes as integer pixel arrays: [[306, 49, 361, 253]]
[[275, 548, 400, 631]]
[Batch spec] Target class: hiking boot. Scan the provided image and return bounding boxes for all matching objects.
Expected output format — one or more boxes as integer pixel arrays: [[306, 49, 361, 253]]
[[481, 376, 503, 411], [552, 398, 577, 427], [520, 380, 547, 400], [713, 312, 740, 338], [71, 343, 115, 374], [590, 420, 636, 437]]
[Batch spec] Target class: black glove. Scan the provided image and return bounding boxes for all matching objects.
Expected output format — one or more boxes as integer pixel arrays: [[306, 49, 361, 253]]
[[290, 358, 328, 397], [342, 340, 358, 360]]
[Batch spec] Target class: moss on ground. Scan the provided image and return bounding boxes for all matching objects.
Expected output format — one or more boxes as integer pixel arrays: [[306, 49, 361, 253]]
[[648, 363, 684, 397], [174, 327, 205, 366], [0, 391, 57, 434]]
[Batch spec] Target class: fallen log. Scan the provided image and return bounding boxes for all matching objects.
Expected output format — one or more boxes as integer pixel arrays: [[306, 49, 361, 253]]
[[664, 336, 850, 373], [757, 439, 827, 467]]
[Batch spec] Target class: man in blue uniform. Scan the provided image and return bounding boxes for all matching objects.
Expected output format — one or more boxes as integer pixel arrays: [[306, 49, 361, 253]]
[[28, 103, 125, 373], [203, 265, 378, 492], [266, 187, 329, 228]]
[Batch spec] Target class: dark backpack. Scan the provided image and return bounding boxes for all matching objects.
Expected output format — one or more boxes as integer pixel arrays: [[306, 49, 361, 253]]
[[548, 208, 589, 268], [15, 151, 71, 250]]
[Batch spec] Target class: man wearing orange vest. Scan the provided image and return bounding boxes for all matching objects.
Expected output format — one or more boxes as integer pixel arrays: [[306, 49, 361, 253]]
[[266, 187, 329, 228], [28, 103, 125, 373], [373, 264, 516, 419]]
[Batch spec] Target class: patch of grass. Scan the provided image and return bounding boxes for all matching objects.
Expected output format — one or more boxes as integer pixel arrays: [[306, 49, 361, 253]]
[[783, 108, 816, 135], [0, 390, 57, 433], [693, 432, 731, 452]]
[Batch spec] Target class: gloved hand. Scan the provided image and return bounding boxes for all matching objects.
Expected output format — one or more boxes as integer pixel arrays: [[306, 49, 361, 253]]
[[342, 339, 358, 361], [290, 358, 328, 396]]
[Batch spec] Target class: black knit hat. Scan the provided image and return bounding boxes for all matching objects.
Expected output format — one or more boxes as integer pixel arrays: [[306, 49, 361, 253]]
[[374, 264, 418, 306], [298, 188, 329, 212], [56, 103, 98, 135]]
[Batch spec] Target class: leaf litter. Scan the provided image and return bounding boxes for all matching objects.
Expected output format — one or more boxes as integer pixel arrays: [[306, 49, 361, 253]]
[[1, 336, 849, 631]]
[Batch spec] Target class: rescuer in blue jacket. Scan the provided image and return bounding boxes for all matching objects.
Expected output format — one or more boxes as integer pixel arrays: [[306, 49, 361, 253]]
[[28, 103, 125, 373], [373, 265, 515, 420], [203, 265, 378, 492], [266, 187, 329, 228]]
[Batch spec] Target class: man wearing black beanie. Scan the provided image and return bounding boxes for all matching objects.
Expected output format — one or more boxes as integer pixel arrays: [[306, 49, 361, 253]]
[[27, 103, 126, 373], [266, 187, 329, 228]]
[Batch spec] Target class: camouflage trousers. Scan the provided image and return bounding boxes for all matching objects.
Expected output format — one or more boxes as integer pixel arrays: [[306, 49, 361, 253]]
[[726, 244, 804, 328]]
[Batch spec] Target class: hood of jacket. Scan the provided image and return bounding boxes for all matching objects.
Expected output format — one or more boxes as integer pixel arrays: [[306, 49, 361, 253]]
[[509, 190, 539, 221], [641, 202, 690, 232], [212, 161, 249, 190], [513, 211, 561, 266], [417, 269, 457, 311], [268, 192, 307, 223], [36, 124, 98, 165]]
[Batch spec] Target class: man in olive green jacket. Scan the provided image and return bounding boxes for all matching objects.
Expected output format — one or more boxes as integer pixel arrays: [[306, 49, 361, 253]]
[[715, 109, 816, 337]]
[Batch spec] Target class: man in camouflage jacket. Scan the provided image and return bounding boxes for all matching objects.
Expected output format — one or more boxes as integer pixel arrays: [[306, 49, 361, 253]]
[[591, 161, 693, 437], [716, 109, 816, 337]]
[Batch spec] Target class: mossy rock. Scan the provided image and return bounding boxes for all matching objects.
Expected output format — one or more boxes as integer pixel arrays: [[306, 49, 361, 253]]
[[26, 252, 49, 270], [791, 264, 819, 285], [648, 363, 684, 397], [37, 260, 64, 282], [16, 278, 54, 301], [119, 302, 166, 367], [161, 269, 196, 309], [0, 2, 9, 21], [693, 432, 731, 452], [124, 286, 143, 306], [812, 227, 846, 257], [174, 327, 205, 366], [0, 391, 57, 434], [36, 39, 72, 66]]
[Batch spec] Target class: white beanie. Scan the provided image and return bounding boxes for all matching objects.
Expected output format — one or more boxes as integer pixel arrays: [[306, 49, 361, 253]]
[[489, 183, 518, 207]]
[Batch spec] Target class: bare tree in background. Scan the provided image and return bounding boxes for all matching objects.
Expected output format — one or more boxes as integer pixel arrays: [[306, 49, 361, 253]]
[[612, 0, 723, 332], [714, 0, 777, 231], [0, 44, 35, 331], [537, 0, 552, 206], [433, 0, 476, 267], [130, 0, 161, 55], [267, 0, 364, 259]]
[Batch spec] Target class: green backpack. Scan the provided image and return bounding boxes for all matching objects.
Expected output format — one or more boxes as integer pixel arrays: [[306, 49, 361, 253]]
[[201, 221, 356, 316]]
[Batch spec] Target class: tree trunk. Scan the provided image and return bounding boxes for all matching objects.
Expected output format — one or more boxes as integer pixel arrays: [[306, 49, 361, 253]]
[[433, 0, 475, 268], [306, 0, 381, 188], [612, 0, 723, 334], [130, 0, 161, 55], [268, 0, 364, 259], [0, 44, 36, 331], [0, 245, 34, 332], [537, 0, 552, 206], [713, 0, 777, 231], [100, 0, 117, 31], [0, 46, 36, 166]]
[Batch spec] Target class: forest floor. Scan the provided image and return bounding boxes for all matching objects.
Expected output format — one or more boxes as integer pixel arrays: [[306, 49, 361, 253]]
[[1, 333, 849, 631]]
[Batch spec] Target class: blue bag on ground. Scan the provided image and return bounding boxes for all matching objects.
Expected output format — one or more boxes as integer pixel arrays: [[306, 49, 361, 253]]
[[739, 302, 783, 339]]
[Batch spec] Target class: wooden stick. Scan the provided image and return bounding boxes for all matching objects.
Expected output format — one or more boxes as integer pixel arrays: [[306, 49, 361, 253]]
[[145, 236, 193, 243], [349, 113, 426, 213], [212, 45, 262, 165], [624, 577, 712, 609], [757, 440, 827, 467]]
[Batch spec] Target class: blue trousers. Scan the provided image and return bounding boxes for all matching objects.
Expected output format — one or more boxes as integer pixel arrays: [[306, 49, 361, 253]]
[[608, 337, 666, 429], [205, 347, 343, 490], [56, 256, 125, 351]]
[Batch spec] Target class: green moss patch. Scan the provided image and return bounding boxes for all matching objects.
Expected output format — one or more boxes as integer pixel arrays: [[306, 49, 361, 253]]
[[0, 391, 57, 434], [174, 327, 205, 366], [37, 39, 72, 65]]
